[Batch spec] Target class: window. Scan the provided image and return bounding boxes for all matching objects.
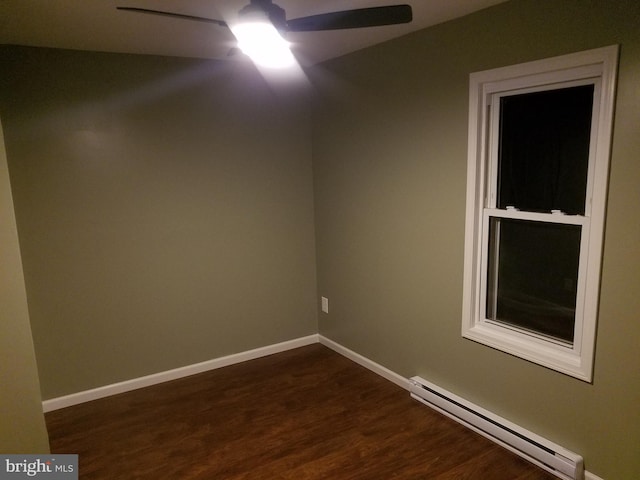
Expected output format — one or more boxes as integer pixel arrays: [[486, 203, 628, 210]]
[[462, 46, 618, 381]]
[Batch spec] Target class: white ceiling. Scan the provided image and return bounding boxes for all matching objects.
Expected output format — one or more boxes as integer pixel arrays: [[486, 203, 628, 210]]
[[0, 0, 508, 66]]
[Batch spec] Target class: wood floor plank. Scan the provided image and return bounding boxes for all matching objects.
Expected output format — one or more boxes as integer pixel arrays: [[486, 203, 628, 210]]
[[46, 344, 557, 479]]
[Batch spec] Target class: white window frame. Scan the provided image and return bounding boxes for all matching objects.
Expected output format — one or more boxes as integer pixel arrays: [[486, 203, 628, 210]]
[[461, 46, 618, 381]]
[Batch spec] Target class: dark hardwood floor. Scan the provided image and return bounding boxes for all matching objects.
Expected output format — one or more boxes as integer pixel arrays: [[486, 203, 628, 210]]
[[46, 344, 556, 479]]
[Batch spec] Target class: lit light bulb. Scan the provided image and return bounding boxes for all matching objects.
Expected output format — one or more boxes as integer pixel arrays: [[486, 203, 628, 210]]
[[231, 19, 294, 69]]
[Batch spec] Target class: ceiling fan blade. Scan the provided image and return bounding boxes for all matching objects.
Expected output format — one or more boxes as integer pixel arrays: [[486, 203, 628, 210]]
[[116, 7, 228, 27], [287, 5, 412, 32]]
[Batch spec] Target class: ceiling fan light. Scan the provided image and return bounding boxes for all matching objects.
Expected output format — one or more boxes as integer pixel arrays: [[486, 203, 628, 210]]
[[231, 20, 294, 69]]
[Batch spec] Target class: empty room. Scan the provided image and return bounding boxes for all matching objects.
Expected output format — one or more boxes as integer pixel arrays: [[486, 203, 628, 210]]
[[1, 1, 639, 479]]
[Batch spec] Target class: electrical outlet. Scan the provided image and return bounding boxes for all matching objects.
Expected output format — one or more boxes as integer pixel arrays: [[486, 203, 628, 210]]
[[321, 297, 329, 313]]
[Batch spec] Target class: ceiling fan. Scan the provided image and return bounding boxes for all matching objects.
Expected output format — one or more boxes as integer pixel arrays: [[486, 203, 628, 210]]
[[117, 1, 413, 67]]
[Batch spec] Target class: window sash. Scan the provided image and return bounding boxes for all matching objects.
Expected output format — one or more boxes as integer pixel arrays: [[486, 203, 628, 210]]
[[478, 210, 591, 350], [479, 78, 600, 349], [487, 78, 602, 217]]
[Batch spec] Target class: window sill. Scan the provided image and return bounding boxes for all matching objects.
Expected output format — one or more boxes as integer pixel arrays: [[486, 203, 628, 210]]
[[463, 321, 591, 381]]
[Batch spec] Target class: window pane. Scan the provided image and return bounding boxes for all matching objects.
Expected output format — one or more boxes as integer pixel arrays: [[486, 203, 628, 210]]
[[497, 85, 594, 215], [486, 218, 581, 343]]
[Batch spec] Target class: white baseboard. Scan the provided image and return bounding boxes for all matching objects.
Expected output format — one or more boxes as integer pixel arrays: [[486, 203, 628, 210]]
[[585, 472, 604, 480], [42, 334, 319, 412], [318, 335, 411, 390]]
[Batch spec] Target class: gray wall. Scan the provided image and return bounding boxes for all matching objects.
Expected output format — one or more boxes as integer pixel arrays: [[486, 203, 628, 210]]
[[0, 46, 318, 400], [0, 118, 49, 453], [311, 0, 640, 478]]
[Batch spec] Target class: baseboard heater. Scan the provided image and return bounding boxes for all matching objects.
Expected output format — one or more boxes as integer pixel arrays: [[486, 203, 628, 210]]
[[409, 376, 584, 480]]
